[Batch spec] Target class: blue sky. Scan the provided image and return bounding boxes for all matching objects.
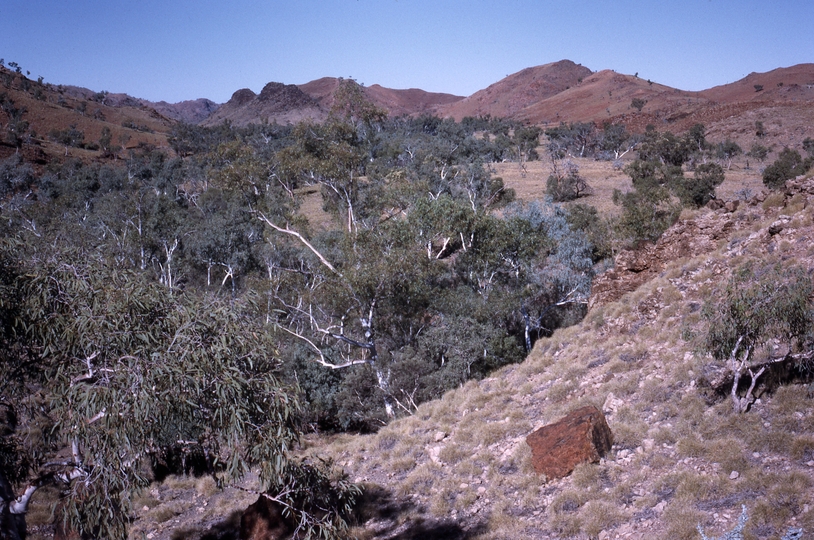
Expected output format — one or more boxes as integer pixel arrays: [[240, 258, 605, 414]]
[[2, 0, 812, 104]]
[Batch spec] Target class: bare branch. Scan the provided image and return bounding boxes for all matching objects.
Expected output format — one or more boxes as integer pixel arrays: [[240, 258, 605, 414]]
[[256, 211, 342, 276], [278, 326, 368, 370]]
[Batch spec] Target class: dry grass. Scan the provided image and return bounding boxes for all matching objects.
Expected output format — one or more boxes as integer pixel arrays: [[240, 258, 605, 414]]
[[493, 155, 766, 218], [120, 166, 814, 539]]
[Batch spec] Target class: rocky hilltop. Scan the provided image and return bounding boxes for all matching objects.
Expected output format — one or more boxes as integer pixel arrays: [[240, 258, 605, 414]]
[[200, 82, 325, 126], [201, 77, 465, 127], [436, 59, 594, 121]]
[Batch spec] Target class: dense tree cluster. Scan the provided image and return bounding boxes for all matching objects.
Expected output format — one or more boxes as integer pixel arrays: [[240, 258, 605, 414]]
[[612, 124, 729, 245], [0, 97, 596, 537]]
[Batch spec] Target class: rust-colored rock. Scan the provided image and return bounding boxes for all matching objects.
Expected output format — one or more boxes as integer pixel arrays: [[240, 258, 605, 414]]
[[589, 211, 735, 309], [526, 405, 613, 479], [240, 495, 295, 540]]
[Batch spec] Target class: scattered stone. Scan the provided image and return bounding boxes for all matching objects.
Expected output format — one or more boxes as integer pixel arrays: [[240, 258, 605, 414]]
[[603, 392, 624, 413], [590, 211, 734, 308], [434, 431, 447, 442], [724, 200, 740, 213], [240, 495, 296, 540], [525, 405, 613, 479], [729, 470, 740, 480], [708, 198, 725, 210], [428, 445, 442, 464], [769, 219, 787, 235]]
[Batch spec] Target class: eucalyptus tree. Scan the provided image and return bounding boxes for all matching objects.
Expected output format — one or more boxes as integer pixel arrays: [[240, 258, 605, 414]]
[[0, 241, 359, 539]]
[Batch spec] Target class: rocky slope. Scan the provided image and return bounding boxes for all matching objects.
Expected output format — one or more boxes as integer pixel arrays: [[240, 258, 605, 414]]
[[436, 60, 593, 121], [310, 177, 814, 539], [202, 77, 465, 127], [100, 175, 814, 540], [200, 82, 325, 127]]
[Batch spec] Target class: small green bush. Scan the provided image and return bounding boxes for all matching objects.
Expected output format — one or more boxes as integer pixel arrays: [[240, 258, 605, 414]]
[[762, 148, 813, 190]]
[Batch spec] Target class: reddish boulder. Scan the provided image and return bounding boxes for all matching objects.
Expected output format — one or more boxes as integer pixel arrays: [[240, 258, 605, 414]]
[[525, 405, 613, 479], [240, 495, 295, 540]]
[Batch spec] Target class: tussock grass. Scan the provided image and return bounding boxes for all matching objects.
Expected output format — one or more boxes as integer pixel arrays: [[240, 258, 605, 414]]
[[304, 192, 814, 538]]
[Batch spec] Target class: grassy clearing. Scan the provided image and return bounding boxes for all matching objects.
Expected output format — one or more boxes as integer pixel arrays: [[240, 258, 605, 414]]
[[493, 155, 766, 217]]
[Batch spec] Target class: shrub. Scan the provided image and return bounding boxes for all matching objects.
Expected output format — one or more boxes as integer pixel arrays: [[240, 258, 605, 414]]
[[546, 159, 591, 202], [674, 162, 725, 208], [704, 261, 813, 413], [747, 143, 769, 161], [631, 98, 647, 111], [762, 148, 813, 190]]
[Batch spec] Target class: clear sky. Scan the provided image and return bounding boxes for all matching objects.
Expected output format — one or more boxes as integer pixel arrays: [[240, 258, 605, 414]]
[[1, 0, 812, 104]]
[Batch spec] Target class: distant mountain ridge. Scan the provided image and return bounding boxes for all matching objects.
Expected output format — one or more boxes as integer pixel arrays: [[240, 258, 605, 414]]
[[52, 60, 814, 130], [195, 61, 814, 132], [3, 60, 813, 165], [200, 77, 465, 127]]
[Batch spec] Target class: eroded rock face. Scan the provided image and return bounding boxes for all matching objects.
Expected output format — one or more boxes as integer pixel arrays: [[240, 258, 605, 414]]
[[240, 495, 295, 540], [525, 405, 613, 479], [589, 211, 735, 308], [591, 176, 814, 311]]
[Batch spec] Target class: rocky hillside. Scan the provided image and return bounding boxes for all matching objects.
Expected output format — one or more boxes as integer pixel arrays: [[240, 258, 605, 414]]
[[308, 178, 814, 539], [95, 174, 814, 540], [0, 67, 175, 163], [436, 60, 593, 121], [200, 81, 325, 127], [202, 77, 465, 127]]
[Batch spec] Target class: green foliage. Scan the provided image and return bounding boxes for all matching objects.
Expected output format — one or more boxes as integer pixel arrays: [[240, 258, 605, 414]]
[[637, 130, 692, 167], [763, 148, 813, 190], [631, 97, 647, 112], [615, 156, 684, 244], [613, 183, 680, 245], [674, 162, 725, 208], [0, 242, 359, 539], [565, 203, 614, 262], [0, 93, 28, 149], [705, 262, 812, 366], [546, 159, 591, 202], [513, 125, 542, 161], [686, 123, 708, 152], [1, 112, 593, 439], [714, 139, 742, 168], [0, 154, 35, 196], [747, 143, 769, 161], [545, 122, 596, 158], [49, 124, 85, 149]]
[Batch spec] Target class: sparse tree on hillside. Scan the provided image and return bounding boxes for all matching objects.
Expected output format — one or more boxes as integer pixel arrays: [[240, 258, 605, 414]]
[[674, 162, 725, 208], [763, 147, 813, 190], [631, 97, 647, 112], [714, 139, 742, 170], [704, 262, 813, 413], [748, 143, 769, 162], [546, 158, 591, 202]]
